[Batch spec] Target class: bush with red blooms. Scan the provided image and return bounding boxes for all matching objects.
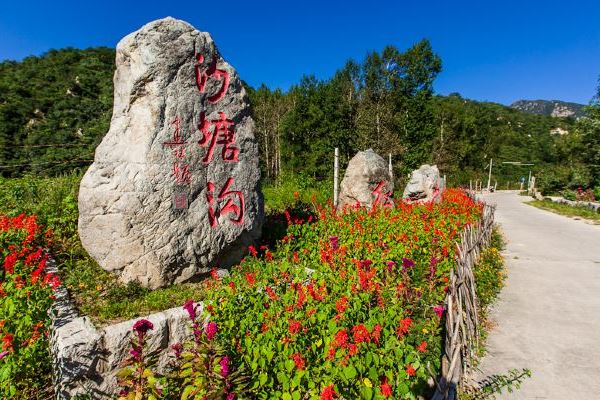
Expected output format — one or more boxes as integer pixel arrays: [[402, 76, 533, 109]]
[[0, 214, 58, 397], [155, 189, 483, 399]]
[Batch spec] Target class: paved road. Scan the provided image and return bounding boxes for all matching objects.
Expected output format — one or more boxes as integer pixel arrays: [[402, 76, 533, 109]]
[[478, 191, 600, 399]]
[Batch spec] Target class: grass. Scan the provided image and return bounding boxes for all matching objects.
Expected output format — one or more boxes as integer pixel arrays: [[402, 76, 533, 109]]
[[527, 199, 600, 223], [0, 173, 330, 326]]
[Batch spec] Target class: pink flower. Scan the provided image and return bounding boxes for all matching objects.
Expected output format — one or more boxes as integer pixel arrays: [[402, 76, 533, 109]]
[[329, 236, 339, 250], [429, 256, 438, 277], [226, 394, 235, 400], [133, 319, 153, 338], [220, 355, 230, 377], [434, 305, 445, 318], [206, 322, 218, 340], [0, 351, 8, 360], [172, 342, 183, 358], [129, 347, 141, 360], [402, 258, 415, 270], [183, 300, 197, 320], [386, 261, 396, 272]]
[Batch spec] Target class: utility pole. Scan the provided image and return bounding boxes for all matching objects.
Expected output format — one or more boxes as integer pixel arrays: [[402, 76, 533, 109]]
[[527, 170, 532, 193], [333, 148, 339, 207], [487, 158, 493, 191], [388, 153, 393, 180]]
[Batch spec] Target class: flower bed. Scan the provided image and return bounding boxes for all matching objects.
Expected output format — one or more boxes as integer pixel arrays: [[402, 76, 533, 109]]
[[0, 214, 59, 398], [127, 189, 483, 399]]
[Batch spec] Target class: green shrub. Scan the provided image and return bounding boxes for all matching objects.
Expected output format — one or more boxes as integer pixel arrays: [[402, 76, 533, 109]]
[[561, 190, 577, 201], [474, 242, 505, 309]]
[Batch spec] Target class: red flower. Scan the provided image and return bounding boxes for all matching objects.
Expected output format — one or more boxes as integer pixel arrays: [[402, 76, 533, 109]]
[[288, 320, 301, 335], [380, 378, 392, 397], [347, 343, 358, 355], [396, 317, 412, 337], [352, 324, 370, 344], [3, 253, 17, 275], [290, 353, 305, 370], [24, 248, 43, 266], [320, 385, 336, 400], [335, 296, 349, 314], [372, 324, 382, 344], [210, 268, 219, 280], [248, 245, 258, 257], [265, 286, 278, 301], [406, 364, 416, 377], [245, 273, 256, 286], [2, 334, 14, 351], [292, 252, 300, 263], [295, 286, 306, 309], [333, 329, 349, 348], [265, 251, 273, 261]]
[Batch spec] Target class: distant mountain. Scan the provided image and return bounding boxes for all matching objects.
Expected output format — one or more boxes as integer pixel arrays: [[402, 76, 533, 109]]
[[510, 99, 586, 119]]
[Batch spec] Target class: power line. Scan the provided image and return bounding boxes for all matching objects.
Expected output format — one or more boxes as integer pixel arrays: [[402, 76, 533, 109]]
[[0, 143, 93, 149], [0, 158, 93, 170]]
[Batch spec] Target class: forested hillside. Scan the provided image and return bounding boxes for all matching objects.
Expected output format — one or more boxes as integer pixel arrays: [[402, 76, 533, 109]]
[[0, 47, 114, 176], [1, 45, 598, 192]]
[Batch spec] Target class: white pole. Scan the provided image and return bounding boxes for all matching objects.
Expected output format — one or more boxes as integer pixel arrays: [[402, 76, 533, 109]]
[[470, 180, 472, 191], [494, 181, 497, 191], [388, 153, 393, 179], [527, 170, 532, 193], [333, 147, 339, 207], [487, 158, 493, 191]]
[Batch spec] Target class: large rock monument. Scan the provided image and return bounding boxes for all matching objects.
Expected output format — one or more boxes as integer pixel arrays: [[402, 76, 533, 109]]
[[78, 18, 263, 288], [337, 149, 394, 209], [402, 164, 444, 203]]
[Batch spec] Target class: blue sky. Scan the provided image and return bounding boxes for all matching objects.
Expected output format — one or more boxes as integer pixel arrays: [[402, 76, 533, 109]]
[[1, 0, 599, 105]]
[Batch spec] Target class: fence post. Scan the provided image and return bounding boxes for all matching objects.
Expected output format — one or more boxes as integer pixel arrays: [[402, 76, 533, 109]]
[[333, 147, 339, 207]]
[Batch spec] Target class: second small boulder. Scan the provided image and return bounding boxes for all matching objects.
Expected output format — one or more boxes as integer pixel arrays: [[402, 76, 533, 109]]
[[337, 149, 393, 210]]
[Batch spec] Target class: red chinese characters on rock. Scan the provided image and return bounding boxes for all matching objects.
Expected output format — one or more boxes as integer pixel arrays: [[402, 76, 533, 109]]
[[192, 52, 245, 226], [163, 116, 191, 184], [372, 181, 393, 208], [195, 54, 230, 104], [206, 177, 245, 227], [197, 111, 239, 164]]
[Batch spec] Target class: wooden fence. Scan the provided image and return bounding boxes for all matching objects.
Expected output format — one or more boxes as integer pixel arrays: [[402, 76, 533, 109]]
[[433, 200, 496, 400]]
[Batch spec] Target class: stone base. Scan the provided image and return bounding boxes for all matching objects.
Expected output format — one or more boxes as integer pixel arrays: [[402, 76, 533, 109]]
[[48, 259, 198, 399]]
